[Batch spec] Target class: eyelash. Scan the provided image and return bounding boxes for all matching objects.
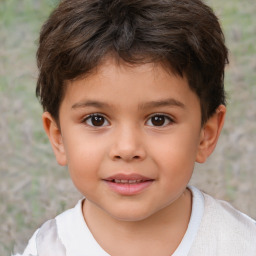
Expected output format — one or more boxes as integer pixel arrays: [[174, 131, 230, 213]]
[[82, 113, 174, 127], [145, 113, 174, 127], [82, 113, 110, 127]]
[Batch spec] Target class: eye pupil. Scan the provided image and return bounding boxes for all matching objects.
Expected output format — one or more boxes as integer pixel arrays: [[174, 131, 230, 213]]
[[151, 116, 165, 126], [92, 115, 104, 126]]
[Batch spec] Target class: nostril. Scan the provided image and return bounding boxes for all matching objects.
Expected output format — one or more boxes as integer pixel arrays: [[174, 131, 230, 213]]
[[113, 155, 140, 160]]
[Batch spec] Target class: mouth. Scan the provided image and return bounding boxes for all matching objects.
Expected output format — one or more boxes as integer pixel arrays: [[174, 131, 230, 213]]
[[111, 179, 148, 184], [103, 174, 154, 195]]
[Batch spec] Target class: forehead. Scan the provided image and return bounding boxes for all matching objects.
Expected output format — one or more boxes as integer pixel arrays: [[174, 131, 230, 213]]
[[62, 58, 200, 111]]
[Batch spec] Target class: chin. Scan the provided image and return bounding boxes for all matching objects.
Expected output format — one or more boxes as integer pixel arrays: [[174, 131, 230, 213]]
[[107, 206, 156, 222]]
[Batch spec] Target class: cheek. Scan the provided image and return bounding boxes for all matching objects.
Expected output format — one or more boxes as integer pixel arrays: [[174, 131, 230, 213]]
[[63, 136, 106, 182], [150, 130, 199, 173], [154, 139, 196, 196]]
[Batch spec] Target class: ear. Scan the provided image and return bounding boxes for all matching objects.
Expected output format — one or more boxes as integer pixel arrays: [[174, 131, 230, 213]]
[[196, 105, 226, 163], [42, 112, 67, 166]]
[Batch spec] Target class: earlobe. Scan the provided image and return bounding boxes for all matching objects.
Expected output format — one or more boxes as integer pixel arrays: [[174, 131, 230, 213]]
[[42, 112, 67, 166], [196, 105, 226, 163]]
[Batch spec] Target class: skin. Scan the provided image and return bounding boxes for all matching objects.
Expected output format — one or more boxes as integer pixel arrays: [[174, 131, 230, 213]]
[[43, 58, 226, 255]]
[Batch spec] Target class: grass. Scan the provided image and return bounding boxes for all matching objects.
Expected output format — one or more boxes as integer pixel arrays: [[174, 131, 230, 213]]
[[1, 0, 256, 255], [0, 1, 70, 255]]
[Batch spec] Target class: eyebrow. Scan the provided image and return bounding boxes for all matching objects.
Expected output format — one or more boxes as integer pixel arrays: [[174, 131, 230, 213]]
[[138, 98, 185, 109], [71, 98, 185, 110], [72, 100, 111, 109]]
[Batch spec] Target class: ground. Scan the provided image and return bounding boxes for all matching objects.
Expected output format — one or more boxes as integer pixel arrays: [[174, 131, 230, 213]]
[[0, 0, 255, 255]]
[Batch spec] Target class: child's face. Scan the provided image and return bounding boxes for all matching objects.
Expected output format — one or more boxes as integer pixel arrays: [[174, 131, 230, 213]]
[[47, 58, 207, 221]]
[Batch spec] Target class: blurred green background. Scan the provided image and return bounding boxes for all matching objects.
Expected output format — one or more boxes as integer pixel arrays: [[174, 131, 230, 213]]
[[0, 0, 256, 255]]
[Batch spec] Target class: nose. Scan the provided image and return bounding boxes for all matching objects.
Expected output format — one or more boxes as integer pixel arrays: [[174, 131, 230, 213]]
[[109, 125, 146, 162]]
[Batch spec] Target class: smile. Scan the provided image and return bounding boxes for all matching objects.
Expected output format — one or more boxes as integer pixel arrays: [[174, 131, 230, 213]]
[[112, 179, 146, 184], [104, 174, 154, 195]]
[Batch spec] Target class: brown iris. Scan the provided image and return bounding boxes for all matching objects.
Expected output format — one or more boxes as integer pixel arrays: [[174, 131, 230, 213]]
[[151, 115, 166, 126], [91, 115, 105, 126]]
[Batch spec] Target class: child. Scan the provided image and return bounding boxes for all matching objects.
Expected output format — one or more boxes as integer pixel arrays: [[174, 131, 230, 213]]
[[16, 0, 256, 255]]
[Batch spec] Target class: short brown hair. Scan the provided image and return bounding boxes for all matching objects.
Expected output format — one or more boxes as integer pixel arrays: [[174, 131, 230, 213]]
[[36, 0, 228, 124]]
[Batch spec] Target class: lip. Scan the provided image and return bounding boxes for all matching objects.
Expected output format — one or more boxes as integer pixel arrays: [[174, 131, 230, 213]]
[[103, 173, 154, 196]]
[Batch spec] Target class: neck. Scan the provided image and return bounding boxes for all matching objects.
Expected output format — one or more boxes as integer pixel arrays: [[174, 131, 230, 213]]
[[83, 188, 192, 256]]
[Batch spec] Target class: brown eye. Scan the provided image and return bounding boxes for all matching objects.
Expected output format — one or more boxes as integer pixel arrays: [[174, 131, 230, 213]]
[[91, 115, 104, 126], [151, 116, 165, 126], [146, 114, 173, 127], [84, 114, 109, 127]]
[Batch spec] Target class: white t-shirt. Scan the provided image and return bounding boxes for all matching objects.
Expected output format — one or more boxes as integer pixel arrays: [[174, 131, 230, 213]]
[[15, 186, 256, 256]]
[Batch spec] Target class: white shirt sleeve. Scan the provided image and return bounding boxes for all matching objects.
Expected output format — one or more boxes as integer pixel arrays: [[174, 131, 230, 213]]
[[13, 219, 67, 256], [13, 229, 39, 256]]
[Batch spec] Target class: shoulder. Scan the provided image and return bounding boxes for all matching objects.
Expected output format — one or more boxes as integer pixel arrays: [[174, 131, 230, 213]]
[[203, 192, 256, 236], [190, 190, 256, 256], [15, 199, 110, 256], [14, 199, 84, 256]]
